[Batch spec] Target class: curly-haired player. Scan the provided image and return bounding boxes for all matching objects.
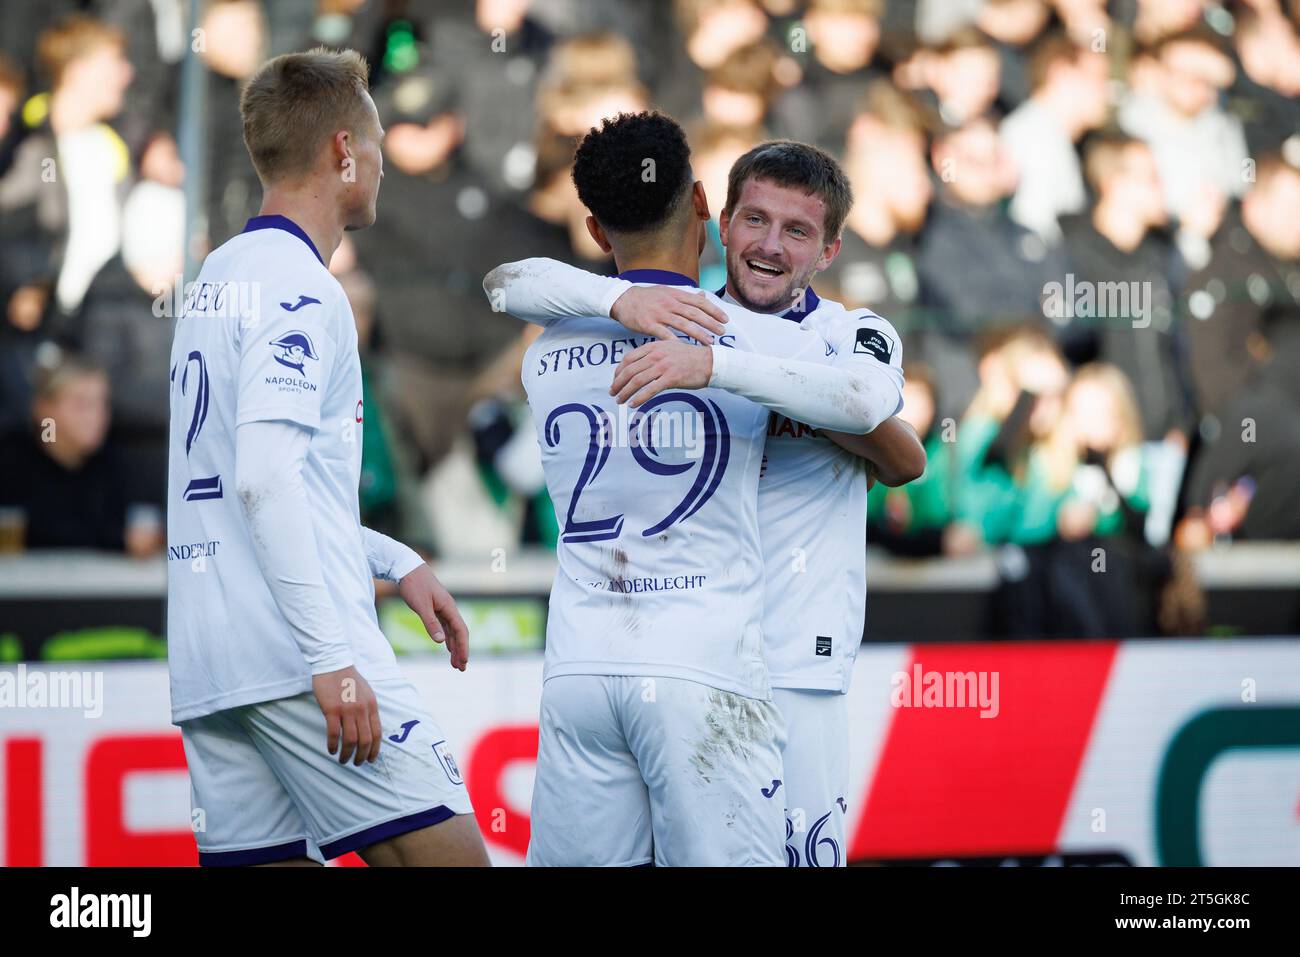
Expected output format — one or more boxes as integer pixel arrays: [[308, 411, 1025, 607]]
[[490, 123, 924, 866], [508, 112, 905, 866]]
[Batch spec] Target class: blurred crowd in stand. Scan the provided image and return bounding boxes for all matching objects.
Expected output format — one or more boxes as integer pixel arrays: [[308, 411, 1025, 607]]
[[1, 0, 1298, 638]]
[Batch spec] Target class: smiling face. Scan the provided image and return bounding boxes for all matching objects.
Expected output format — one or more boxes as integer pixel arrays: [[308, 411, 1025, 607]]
[[719, 177, 841, 313]]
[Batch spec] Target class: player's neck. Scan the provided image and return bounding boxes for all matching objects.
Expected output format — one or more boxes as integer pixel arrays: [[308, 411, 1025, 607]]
[[257, 189, 344, 265], [612, 249, 700, 285]]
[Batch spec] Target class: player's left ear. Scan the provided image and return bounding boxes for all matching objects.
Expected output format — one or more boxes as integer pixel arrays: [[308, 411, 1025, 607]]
[[333, 129, 353, 171], [811, 231, 842, 273], [585, 215, 613, 254], [814, 234, 843, 274]]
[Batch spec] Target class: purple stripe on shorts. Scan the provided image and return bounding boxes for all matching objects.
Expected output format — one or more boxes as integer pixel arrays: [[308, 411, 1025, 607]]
[[318, 805, 457, 860], [199, 839, 309, 867]]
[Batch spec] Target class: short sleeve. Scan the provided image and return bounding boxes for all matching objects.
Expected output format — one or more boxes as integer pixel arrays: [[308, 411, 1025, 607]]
[[235, 289, 340, 430]]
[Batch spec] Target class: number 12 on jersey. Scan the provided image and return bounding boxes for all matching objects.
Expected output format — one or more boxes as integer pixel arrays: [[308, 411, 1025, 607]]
[[171, 350, 224, 502]]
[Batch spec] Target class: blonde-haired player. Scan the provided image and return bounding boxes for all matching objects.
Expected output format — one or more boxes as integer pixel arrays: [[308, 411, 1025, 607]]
[[168, 48, 487, 866]]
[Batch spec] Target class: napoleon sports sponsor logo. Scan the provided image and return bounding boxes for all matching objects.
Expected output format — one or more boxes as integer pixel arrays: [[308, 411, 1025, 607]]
[[50, 887, 151, 937], [0, 665, 103, 718], [269, 330, 319, 376], [889, 663, 1000, 718], [263, 375, 318, 392], [263, 329, 319, 393]]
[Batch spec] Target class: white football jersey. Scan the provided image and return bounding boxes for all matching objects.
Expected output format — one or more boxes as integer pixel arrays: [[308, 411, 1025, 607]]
[[166, 216, 399, 723], [523, 270, 835, 701], [736, 290, 905, 693]]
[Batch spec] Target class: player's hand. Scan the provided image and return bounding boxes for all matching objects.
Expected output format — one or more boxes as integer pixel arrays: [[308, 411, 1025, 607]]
[[312, 666, 383, 766], [610, 285, 727, 345], [398, 563, 470, 671], [610, 339, 714, 407]]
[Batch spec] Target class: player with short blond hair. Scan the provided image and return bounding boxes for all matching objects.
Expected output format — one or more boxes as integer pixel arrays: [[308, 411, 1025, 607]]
[[168, 47, 487, 867]]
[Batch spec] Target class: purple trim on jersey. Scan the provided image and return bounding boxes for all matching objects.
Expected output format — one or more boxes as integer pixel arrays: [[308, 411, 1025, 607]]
[[199, 839, 309, 867], [318, 804, 456, 859], [616, 268, 698, 287], [783, 286, 820, 321], [713, 285, 821, 322], [241, 214, 325, 266]]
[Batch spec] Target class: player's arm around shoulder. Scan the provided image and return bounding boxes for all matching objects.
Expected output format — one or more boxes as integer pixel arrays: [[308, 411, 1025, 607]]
[[483, 257, 728, 344], [604, 291, 743, 407], [601, 292, 773, 401], [483, 257, 626, 327], [607, 330, 716, 407], [814, 303, 906, 408], [609, 300, 860, 427], [814, 305, 925, 485]]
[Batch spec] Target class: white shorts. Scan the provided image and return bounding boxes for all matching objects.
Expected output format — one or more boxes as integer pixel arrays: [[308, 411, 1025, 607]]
[[180, 678, 474, 865], [773, 687, 849, 868], [527, 674, 787, 867]]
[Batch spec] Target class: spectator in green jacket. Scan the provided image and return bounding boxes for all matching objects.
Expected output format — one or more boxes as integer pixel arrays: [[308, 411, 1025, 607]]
[[1011, 361, 1161, 637], [1047, 362, 1151, 542], [953, 324, 1069, 546]]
